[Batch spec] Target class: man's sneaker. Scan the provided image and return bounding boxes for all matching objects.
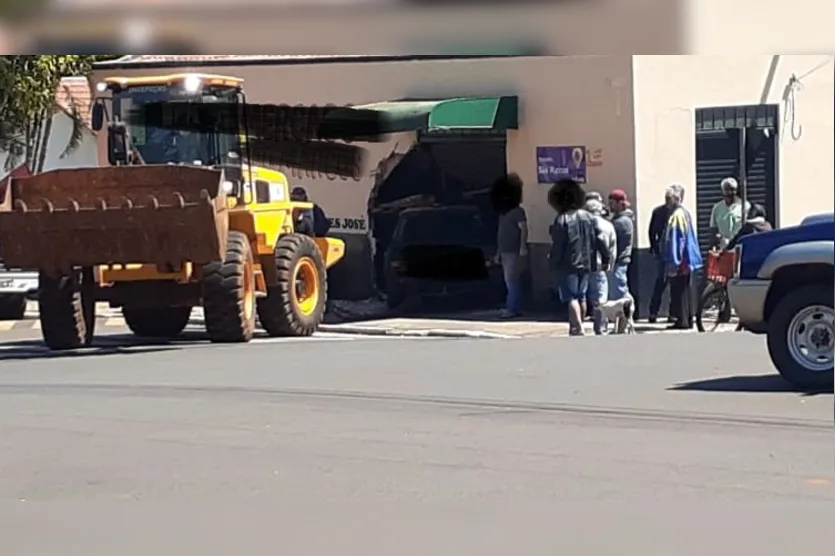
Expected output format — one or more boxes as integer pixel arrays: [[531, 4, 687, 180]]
[[499, 309, 520, 319], [648, 315, 658, 324]]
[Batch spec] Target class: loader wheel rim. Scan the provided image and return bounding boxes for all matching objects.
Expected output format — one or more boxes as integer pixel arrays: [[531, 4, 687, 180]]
[[244, 260, 255, 320], [293, 258, 320, 317]]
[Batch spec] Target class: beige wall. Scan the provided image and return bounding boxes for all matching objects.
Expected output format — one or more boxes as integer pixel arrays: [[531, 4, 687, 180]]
[[42, 112, 99, 172], [632, 54, 835, 248], [20, 4, 680, 55], [0, 112, 97, 174], [685, 0, 835, 54], [92, 55, 636, 244]]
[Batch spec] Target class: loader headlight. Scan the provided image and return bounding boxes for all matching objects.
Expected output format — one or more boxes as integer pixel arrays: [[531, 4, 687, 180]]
[[221, 181, 235, 194], [183, 75, 202, 94]]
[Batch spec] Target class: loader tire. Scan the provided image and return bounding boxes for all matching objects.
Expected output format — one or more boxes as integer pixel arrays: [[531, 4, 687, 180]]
[[202, 231, 256, 343], [123, 306, 192, 339], [257, 234, 327, 337], [38, 268, 96, 350]]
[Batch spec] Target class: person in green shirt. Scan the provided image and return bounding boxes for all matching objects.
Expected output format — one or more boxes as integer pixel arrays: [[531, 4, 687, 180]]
[[709, 177, 750, 249]]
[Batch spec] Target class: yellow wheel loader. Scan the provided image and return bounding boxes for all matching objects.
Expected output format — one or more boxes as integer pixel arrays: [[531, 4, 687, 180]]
[[0, 73, 345, 350]]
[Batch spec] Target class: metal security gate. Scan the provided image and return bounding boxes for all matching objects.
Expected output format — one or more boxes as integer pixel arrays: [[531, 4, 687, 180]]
[[695, 105, 779, 253]]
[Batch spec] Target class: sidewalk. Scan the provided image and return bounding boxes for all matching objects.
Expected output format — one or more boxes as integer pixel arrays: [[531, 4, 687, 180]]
[[319, 312, 695, 339]]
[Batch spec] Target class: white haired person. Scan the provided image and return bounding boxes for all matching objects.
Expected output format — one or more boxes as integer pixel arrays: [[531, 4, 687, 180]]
[[663, 184, 703, 330], [584, 198, 617, 335], [709, 177, 750, 250]]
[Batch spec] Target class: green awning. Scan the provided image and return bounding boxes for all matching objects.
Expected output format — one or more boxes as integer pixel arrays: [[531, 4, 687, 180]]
[[319, 96, 518, 140]]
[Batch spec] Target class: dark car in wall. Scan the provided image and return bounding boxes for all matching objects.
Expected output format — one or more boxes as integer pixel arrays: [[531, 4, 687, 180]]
[[383, 205, 504, 310]]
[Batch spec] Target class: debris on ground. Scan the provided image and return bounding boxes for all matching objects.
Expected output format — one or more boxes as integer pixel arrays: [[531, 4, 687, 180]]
[[324, 297, 391, 324]]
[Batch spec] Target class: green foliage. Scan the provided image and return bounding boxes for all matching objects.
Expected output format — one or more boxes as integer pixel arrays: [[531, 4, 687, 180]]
[[0, 55, 102, 170]]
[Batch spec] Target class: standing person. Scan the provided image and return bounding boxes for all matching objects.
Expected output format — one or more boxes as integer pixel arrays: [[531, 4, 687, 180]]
[[663, 184, 703, 330], [647, 192, 676, 323], [607, 189, 635, 301], [291, 186, 331, 237], [726, 203, 772, 250], [709, 177, 750, 249], [491, 174, 528, 319], [585, 198, 616, 335], [549, 178, 611, 336], [585, 190, 610, 218]]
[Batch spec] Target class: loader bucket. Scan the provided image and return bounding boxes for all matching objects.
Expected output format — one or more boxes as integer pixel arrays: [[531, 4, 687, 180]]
[[0, 165, 230, 275]]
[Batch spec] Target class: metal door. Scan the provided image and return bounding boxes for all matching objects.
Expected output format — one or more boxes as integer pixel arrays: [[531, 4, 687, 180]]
[[695, 105, 778, 253]]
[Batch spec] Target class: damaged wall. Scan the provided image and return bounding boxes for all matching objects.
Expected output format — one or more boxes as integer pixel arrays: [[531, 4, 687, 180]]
[[295, 133, 417, 300]]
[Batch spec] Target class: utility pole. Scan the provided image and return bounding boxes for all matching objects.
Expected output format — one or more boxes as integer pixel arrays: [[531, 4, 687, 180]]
[[739, 126, 747, 226]]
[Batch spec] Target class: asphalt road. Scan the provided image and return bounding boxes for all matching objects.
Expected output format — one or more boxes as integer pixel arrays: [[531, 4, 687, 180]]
[[0, 330, 831, 556]]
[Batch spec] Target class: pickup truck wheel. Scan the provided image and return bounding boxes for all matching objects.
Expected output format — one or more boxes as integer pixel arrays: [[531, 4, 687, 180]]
[[767, 285, 834, 391], [0, 294, 26, 321]]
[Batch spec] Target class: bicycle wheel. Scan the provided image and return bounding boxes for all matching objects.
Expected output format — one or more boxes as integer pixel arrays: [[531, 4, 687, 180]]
[[696, 284, 733, 332]]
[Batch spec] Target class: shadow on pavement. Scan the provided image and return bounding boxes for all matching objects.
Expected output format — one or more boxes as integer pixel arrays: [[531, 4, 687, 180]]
[[669, 374, 831, 396], [0, 344, 176, 362], [0, 331, 210, 361], [0, 328, 321, 361]]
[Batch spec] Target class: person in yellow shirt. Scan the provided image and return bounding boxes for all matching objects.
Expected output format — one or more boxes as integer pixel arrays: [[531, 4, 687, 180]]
[[709, 177, 750, 249]]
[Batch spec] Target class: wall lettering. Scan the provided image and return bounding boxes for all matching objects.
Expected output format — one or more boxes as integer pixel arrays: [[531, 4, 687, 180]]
[[328, 217, 367, 231]]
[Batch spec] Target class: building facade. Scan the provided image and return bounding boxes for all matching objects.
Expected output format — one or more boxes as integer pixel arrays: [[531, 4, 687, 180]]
[[90, 54, 834, 313]]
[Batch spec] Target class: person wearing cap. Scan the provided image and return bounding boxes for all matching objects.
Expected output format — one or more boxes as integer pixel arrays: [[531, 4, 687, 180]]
[[709, 177, 750, 249], [607, 189, 635, 301], [585, 198, 617, 335]]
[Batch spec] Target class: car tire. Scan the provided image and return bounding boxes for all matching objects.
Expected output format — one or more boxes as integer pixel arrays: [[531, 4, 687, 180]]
[[0, 294, 26, 321], [766, 285, 834, 391]]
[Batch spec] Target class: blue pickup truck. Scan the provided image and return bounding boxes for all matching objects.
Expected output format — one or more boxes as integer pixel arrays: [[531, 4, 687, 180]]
[[727, 214, 834, 390]]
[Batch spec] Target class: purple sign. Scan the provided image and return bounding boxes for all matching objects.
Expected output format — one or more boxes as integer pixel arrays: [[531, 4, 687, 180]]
[[536, 146, 587, 184]]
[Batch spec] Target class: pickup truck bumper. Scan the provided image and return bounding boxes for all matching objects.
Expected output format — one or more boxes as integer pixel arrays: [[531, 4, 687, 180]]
[[727, 278, 770, 327], [0, 272, 39, 297]]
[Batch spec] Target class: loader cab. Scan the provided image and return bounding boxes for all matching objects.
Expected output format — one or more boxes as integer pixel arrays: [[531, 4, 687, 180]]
[[93, 73, 245, 175]]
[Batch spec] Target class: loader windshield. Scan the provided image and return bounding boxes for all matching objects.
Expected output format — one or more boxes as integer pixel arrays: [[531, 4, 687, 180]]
[[113, 84, 241, 167]]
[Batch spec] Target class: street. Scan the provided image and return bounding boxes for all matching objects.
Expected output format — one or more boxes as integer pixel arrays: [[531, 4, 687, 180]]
[[0, 329, 831, 555]]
